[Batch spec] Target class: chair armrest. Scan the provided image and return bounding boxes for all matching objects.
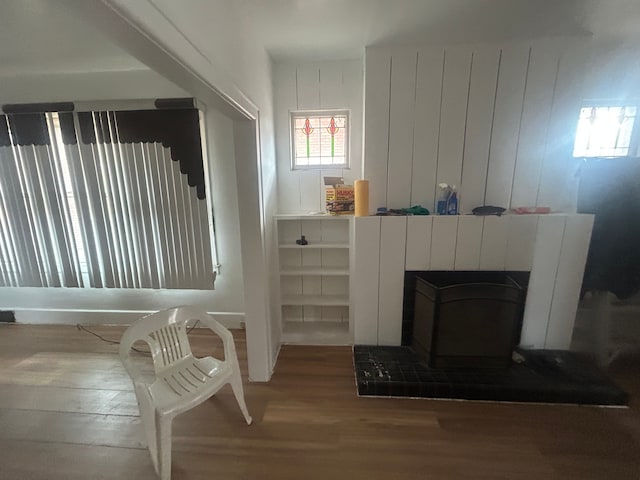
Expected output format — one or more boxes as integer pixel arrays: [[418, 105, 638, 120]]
[[121, 356, 153, 390], [119, 333, 153, 390], [199, 314, 238, 360]]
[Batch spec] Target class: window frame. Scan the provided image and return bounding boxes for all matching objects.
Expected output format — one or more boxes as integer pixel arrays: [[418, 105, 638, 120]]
[[573, 101, 640, 158], [289, 109, 350, 170]]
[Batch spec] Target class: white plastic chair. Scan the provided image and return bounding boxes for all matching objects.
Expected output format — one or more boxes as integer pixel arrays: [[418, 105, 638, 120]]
[[119, 306, 252, 480]]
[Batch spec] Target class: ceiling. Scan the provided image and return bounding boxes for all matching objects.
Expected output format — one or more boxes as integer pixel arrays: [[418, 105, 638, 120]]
[[232, 0, 640, 61], [0, 0, 145, 75], [237, 0, 588, 60], [0, 0, 638, 76]]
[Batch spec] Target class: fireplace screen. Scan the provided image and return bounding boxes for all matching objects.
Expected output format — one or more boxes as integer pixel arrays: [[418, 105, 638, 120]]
[[408, 271, 526, 368]]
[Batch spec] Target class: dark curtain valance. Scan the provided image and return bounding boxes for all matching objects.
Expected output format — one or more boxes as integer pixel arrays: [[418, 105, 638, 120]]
[[62, 109, 205, 199], [0, 117, 9, 147], [1, 103, 206, 200], [0, 113, 50, 147], [578, 156, 640, 299]]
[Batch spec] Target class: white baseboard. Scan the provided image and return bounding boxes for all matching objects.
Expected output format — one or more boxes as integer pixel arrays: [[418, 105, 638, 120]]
[[11, 309, 245, 329]]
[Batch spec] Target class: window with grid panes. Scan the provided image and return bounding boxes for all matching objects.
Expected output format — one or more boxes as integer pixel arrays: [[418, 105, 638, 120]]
[[573, 105, 638, 157], [290, 110, 349, 169]]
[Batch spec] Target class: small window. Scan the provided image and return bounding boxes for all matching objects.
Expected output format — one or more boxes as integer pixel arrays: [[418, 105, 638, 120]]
[[291, 110, 349, 169], [573, 105, 637, 157]]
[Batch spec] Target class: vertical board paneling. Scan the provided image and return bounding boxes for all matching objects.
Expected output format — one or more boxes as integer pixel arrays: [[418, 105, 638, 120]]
[[436, 46, 473, 199], [320, 306, 349, 323], [300, 219, 322, 242], [296, 65, 320, 109], [320, 219, 349, 243], [353, 217, 381, 344], [405, 216, 433, 270], [430, 216, 458, 270], [318, 62, 347, 209], [537, 39, 588, 212], [505, 214, 538, 271], [298, 171, 322, 213], [275, 59, 363, 214], [279, 219, 302, 321], [282, 305, 303, 323], [301, 221, 322, 321], [479, 215, 510, 270], [378, 217, 407, 345], [320, 249, 348, 267], [281, 276, 303, 295], [454, 215, 483, 270], [510, 40, 560, 208], [364, 49, 392, 213], [275, 65, 300, 213], [343, 61, 364, 181], [387, 50, 418, 209], [545, 215, 594, 349], [460, 46, 500, 213], [296, 65, 322, 212], [319, 62, 345, 108], [411, 48, 444, 212], [484, 44, 530, 208], [278, 219, 302, 243], [520, 215, 566, 348]]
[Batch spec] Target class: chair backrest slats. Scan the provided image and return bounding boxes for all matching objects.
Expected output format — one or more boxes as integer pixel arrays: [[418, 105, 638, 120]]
[[152, 324, 190, 370], [120, 307, 199, 375]]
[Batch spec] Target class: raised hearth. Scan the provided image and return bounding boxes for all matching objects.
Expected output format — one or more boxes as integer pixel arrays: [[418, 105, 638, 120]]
[[354, 345, 628, 405]]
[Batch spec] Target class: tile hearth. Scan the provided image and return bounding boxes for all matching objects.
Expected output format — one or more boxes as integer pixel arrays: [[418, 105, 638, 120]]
[[354, 345, 627, 405]]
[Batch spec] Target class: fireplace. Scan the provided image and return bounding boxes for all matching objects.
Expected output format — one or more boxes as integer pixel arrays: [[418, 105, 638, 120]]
[[353, 215, 593, 350], [404, 271, 529, 368]]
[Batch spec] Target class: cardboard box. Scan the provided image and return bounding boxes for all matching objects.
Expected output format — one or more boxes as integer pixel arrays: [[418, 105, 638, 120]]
[[324, 177, 354, 215]]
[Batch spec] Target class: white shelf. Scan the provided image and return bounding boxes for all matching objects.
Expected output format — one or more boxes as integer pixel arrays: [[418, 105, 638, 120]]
[[275, 214, 352, 221], [281, 321, 351, 345], [281, 294, 350, 306], [279, 243, 350, 249], [280, 266, 350, 276], [276, 214, 353, 344]]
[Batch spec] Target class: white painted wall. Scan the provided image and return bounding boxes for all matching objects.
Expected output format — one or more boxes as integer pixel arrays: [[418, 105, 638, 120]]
[[100, 0, 281, 378], [364, 37, 589, 215], [582, 41, 640, 102], [204, 109, 245, 313], [0, 69, 188, 102], [0, 75, 247, 326], [273, 60, 364, 213]]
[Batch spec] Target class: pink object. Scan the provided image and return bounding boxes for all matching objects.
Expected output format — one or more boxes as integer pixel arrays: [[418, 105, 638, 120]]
[[512, 207, 551, 214]]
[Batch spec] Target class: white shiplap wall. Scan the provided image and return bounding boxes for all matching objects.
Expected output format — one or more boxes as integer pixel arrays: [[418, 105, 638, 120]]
[[274, 60, 364, 213], [364, 37, 589, 215], [353, 214, 594, 349]]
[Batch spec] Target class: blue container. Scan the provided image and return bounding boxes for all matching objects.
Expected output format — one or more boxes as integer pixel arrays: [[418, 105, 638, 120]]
[[447, 190, 458, 215], [437, 199, 448, 215]]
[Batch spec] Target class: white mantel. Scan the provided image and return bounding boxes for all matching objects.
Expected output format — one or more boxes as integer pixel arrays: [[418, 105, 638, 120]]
[[352, 213, 593, 350]]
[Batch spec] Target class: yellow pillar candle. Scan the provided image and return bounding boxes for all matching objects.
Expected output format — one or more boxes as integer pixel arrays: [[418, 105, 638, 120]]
[[354, 179, 369, 217]]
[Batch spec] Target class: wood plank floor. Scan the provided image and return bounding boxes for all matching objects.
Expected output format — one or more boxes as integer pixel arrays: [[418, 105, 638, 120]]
[[0, 324, 639, 480]]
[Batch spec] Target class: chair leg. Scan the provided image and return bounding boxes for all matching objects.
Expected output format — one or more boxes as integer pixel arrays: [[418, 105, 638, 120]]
[[156, 413, 173, 480], [136, 386, 160, 475], [230, 369, 252, 425]]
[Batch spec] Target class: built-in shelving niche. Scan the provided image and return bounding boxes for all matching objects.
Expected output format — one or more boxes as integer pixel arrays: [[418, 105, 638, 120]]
[[276, 215, 352, 345]]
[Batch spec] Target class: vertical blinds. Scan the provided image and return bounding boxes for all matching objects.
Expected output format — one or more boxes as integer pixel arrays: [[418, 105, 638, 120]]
[[0, 109, 215, 289]]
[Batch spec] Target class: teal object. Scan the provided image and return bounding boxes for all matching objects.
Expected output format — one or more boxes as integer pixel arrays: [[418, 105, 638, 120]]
[[403, 205, 430, 215]]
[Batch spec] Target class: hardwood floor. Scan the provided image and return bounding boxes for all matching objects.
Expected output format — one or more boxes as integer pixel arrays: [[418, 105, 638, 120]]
[[0, 324, 639, 480]]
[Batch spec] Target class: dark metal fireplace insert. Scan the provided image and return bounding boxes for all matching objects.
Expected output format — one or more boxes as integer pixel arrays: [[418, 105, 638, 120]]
[[407, 271, 527, 369]]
